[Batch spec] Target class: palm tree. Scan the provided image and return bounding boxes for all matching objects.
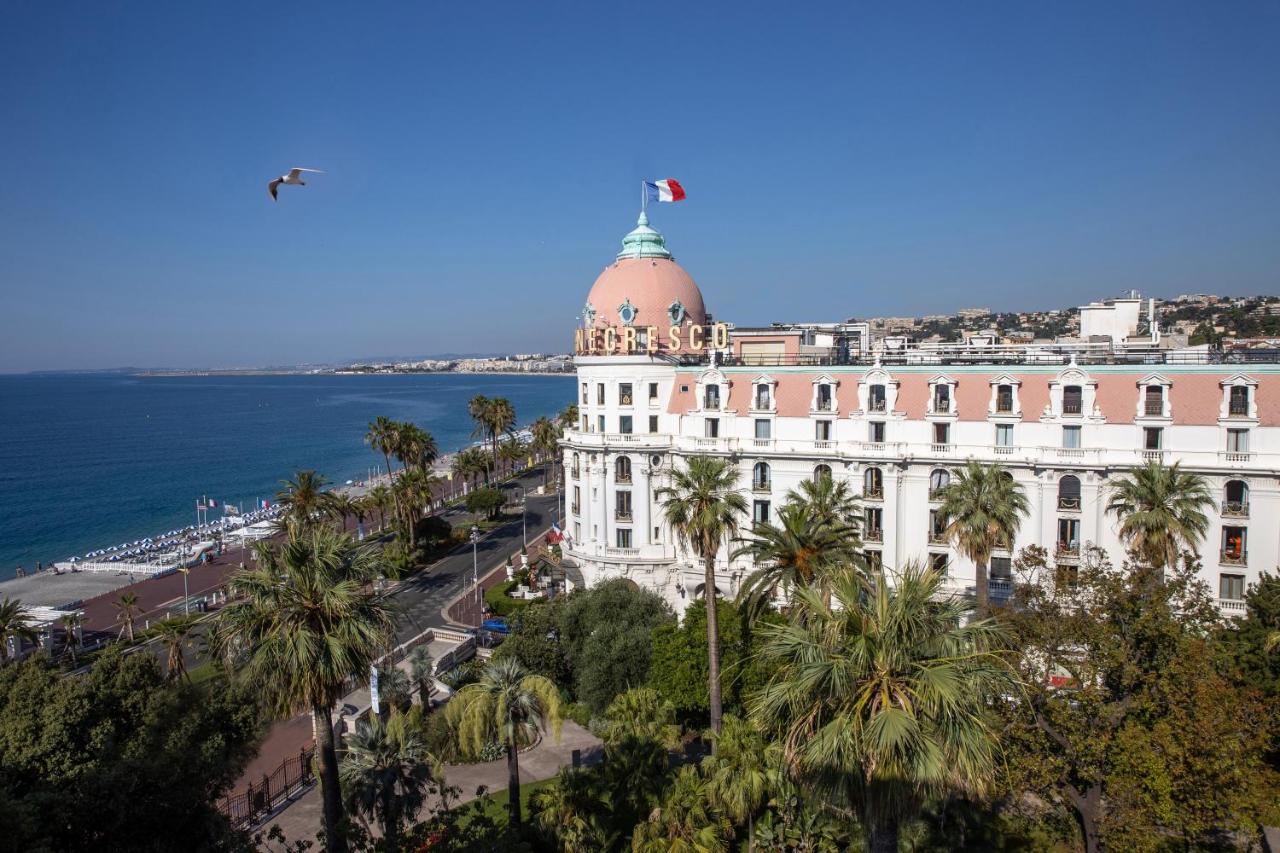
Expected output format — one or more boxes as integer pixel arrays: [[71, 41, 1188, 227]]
[[532, 766, 615, 852], [395, 467, 442, 549], [749, 562, 1015, 853], [339, 710, 438, 848], [366, 416, 406, 528], [703, 715, 774, 851], [276, 470, 338, 530], [487, 398, 518, 470], [407, 645, 435, 709], [1105, 460, 1212, 571], [657, 455, 747, 735], [396, 424, 439, 474], [59, 612, 83, 664], [631, 764, 733, 853], [601, 687, 681, 750], [377, 666, 414, 713], [531, 416, 561, 490], [327, 493, 357, 533], [444, 656, 563, 829], [468, 395, 495, 475], [217, 526, 395, 853], [453, 446, 491, 488], [366, 485, 392, 531], [154, 615, 198, 681], [936, 460, 1029, 612], [0, 598, 37, 665], [114, 591, 141, 641], [498, 436, 527, 479], [733, 502, 861, 620], [784, 474, 862, 533]]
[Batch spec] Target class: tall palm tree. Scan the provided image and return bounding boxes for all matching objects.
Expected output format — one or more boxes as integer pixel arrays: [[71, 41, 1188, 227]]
[[407, 645, 435, 709], [396, 423, 439, 474], [749, 562, 1015, 853], [276, 470, 339, 530], [557, 403, 579, 429], [486, 398, 518, 470], [936, 460, 1029, 612], [217, 526, 395, 853], [1105, 460, 1212, 571], [154, 615, 198, 681], [0, 598, 36, 665], [339, 710, 438, 848], [658, 454, 747, 736], [366, 416, 406, 529], [631, 764, 732, 853], [468, 395, 495, 476], [395, 467, 442, 549], [498, 436, 527, 479], [703, 715, 774, 851], [453, 446, 491, 488], [445, 656, 563, 829], [114, 591, 141, 641], [784, 474, 863, 533], [531, 416, 561, 490], [59, 612, 83, 664], [366, 485, 392, 531], [733, 502, 861, 620]]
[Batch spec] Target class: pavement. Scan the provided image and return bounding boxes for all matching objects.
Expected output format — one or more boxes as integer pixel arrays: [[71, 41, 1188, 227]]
[[265, 720, 603, 845]]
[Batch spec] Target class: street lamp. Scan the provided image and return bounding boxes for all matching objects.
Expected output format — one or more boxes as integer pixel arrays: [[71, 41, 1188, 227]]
[[521, 491, 527, 547], [470, 525, 480, 617], [177, 567, 191, 615]]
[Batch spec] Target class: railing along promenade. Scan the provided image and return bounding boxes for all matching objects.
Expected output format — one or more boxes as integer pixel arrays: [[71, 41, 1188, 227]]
[[218, 746, 316, 831]]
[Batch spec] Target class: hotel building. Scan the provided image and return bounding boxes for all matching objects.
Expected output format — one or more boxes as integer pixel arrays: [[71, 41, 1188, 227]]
[[560, 212, 1277, 617]]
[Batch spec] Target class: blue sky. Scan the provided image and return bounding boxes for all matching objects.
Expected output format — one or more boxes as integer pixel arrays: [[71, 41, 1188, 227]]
[[2, 2, 1278, 371]]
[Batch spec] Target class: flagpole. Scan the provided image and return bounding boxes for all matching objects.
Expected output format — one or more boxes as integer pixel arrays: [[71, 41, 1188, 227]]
[[641, 180, 646, 215]]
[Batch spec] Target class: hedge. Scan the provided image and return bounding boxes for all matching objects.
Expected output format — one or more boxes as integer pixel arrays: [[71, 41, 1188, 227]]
[[484, 579, 532, 618]]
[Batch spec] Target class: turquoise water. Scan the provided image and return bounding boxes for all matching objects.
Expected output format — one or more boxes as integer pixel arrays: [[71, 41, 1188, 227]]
[[0, 373, 574, 576]]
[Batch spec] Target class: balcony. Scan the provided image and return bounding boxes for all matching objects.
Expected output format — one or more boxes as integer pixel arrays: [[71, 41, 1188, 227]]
[[751, 438, 773, 450], [928, 531, 949, 546], [605, 546, 640, 557], [570, 503, 580, 515], [1216, 597, 1247, 616], [1139, 449, 1164, 463], [615, 472, 632, 484], [814, 439, 835, 450], [1220, 451, 1252, 464], [1143, 399, 1164, 417], [863, 489, 884, 501], [570, 468, 580, 480], [1228, 401, 1250, 417], [1219, 549, 1247, 567], [864, 528, 883, 543], [752, 397, 773, 411], [1062, 400, 1083, 416], [928, 402, 953, 416], [1057, 496, 1081, 511], [930, 443, 953, 455], [813, 401, 835, 413], [1055, 543, 1081, 562], [868, 399, 887, 413], [1056, 447, 1086, 460], [928, 488, 945, 501], [1221, 501, 1249, 518], [994, 445, 1015, 456], [614, 509, 633, 522], [752, 480, 771, 493]]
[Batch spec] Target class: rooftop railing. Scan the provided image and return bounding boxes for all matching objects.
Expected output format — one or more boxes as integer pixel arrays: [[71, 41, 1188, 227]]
[[664, 345, 1280, 368]]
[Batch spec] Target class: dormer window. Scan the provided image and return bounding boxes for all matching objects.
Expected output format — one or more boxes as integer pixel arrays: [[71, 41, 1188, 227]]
[[933, 384, 951, 413], [1062, 386, 1083, 415], [617, 299, 637, 326], [754, 383, 772, 410], [1230, 385, 1250, 417], [869, 384, 887, 412], [1144, 386, 1164, 417], [996, 384, 1014, 413], [704, 384, 721, 410], [816, 383, 834, 412]]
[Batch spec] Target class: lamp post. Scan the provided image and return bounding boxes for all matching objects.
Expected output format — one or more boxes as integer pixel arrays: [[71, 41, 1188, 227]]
[[470, 525, 480, 619], [521, 489, 527, 547], [178, 567, 191, 615]]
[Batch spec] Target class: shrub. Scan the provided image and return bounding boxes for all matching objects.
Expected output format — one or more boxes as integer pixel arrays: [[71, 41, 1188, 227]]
[[465, 487, 506, 520]]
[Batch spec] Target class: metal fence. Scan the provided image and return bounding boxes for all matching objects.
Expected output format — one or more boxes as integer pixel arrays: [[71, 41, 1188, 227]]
[[218, 746, 315, 831]]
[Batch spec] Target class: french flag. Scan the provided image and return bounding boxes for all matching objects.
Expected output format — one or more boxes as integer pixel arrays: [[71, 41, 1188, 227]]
[[645, 179, 686, 203]]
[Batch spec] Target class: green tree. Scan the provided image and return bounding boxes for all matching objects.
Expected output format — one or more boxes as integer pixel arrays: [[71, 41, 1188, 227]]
[[733, 502, 860, 620], [377, 665, 413, 713], [601, 687, 681, 750], [59, 612, 83, 665], [445, 656, 563, 829], [366, 416, 406, 528], [465, 486, 506, 521], [491, 596, 573, 687], [0, 598, 36, 665], [1105, 460, 1212, 571], [531, 416, 561, 490], [631, 764, 732, 853], [647, 598, 769, 721], [750, 562, 1015, 853], [702, 715, 774, 850], [1000, 547, 1270, 852], [936, 459, 1029, 612], [113, 591, 141, 642], [0, 647, 260, 851], [407, 644, 436, 710], [657, 455, 747, 735], [486, 398, 518, 470], [275, 469, 339, 530], [783, 473, 862, 533], [395, 423, 439, 474], [217, 526, 395, 853], [531, 766, 615, 853], [557, 403, 579, 429], [559, 579, 674, 713], [339, 710, 439, 848], [453, 445, 492, 488]]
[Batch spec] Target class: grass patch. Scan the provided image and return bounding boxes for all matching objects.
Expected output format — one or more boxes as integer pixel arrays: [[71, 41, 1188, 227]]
[[465, 776, 559, 826]]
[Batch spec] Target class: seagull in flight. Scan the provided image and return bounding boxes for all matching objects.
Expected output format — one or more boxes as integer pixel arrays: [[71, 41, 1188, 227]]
[[268, 167, 324, 201]]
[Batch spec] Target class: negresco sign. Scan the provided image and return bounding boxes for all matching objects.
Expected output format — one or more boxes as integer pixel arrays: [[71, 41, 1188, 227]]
[[574, 323, 730, 355]]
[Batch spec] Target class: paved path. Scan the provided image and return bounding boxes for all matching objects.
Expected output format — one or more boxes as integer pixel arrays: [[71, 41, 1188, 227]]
[[265, 721, 603, 845]]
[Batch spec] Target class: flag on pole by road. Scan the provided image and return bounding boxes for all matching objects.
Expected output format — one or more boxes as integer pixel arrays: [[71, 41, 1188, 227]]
[[645, 179, 686, 203], [547, 524, 564, 545]]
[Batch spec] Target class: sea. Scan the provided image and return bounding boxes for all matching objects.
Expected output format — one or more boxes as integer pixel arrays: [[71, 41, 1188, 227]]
[[0, 373, 575, 578]]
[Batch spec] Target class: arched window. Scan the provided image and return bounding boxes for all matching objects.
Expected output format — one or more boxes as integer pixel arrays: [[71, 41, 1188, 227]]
[[1224, 480, 1249, 516], [928, 468, 950, 497], [1057, 475, 1081, 510], [614, 455, 632, 483], [753, 462, 771, 490], [571, 452, 580, 479], [814, 464, 833, 483], [864, 467, 883, 498]]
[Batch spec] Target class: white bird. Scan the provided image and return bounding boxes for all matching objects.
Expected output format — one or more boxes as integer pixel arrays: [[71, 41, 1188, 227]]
[[268, 167, 324, 201]]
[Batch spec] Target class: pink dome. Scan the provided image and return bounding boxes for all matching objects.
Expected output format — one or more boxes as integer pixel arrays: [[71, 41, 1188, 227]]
[[581, 213, 707, 347]]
